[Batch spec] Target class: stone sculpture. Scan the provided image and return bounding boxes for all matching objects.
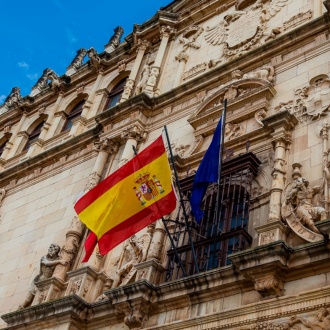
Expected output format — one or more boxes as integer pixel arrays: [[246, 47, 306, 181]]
[[112, 233, 151, 288], [18, 244, 67, 309], [282, 177, 327, 235]]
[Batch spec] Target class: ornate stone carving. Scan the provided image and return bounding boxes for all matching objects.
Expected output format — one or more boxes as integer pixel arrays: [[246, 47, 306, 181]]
[[281, 164, 326, 242], [93, 137, 119, 154], [295, 307, 330, 329], [160, 25, 176, 39], [254, 274, 284, 298], [117, 58, 128, 72], [87, 48, 101, 71], [275, 101, 293, 114], [68, 48, 87, 70], [135, 39, 150, 52], [18, 244, 67, 309], [85, 172, 101, 191], [111, 233, 152, 288], [135, 65, 151, 95], [31, 68, 69, 93], [242, 66, 275, 83], [182, 62, 207, 81], [293, 74, 330, 121], [283, 10, 313, 31], [224, 122, 244, 141], [206, 0, 288, 64], [175, 144, 190, 158], [4, 87, 22, 108], [69, 278, 82, 295], [121, 125, 147, 143], [255, 109, 267, 126], [116, 300, 150, 329], [177, 24, 203, 59], [175, 51, 189, 63], [105, 26, 124, 53]]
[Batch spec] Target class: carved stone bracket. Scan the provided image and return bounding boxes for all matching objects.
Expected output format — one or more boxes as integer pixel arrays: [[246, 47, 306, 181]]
[[229, 241, 290, 298], [107, 281, 154, 329]]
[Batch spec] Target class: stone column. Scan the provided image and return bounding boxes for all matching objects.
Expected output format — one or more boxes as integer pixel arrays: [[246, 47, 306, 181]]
[[255, 111, 297, 245], [70, 70, 105, 137], [320, 120, 330, 211], [173, 51, 189, 88], [119, 39, 150, 103], [118, 124, 147, 168], [144, 26, 176, 97], [45, 138, 119, 302], [1, 111, 27, 160]]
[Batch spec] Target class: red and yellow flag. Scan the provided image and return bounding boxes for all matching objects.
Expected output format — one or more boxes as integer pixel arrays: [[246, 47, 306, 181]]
[[74, 135, 176, 261]]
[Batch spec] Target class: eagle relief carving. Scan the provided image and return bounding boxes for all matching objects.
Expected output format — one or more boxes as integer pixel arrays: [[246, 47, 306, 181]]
[[205, 0, 288, 66]]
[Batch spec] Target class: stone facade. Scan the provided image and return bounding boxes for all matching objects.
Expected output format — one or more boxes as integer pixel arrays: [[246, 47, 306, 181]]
[[1, 0, 330, 329]]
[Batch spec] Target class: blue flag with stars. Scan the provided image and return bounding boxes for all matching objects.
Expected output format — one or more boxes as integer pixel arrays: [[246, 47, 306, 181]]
[[190, 116, 223, 223]]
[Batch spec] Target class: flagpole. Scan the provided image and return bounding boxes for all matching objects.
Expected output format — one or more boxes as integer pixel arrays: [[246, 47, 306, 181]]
[[215, 99, 227, 225], [164, 126, 200, 274], [131, 145, 187, 277]]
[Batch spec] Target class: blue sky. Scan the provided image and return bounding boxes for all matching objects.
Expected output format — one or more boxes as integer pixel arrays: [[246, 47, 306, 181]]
[[0, 0, 171, 104]]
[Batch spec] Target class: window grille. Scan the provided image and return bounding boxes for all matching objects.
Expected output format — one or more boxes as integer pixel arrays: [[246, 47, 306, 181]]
[[164, 152, 260, 282]]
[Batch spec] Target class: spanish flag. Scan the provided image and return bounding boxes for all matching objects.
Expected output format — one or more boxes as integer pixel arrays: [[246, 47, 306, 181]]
[[74, 135, 176, 261]]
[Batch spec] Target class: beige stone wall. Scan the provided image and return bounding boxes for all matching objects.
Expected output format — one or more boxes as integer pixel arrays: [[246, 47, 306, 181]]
[[0, 157, 95, 328]]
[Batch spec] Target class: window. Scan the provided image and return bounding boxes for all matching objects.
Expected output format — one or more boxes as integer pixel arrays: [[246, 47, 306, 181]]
[[62, 100, 85, 131], [104, 78, 127, 110], [23, 121, 45, 151], [164, 153, 260, 282]]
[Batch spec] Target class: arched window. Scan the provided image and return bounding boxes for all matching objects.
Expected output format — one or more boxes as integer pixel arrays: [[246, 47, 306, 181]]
[[23, 121, 45, 151], [62, 100, 85, 131], [104, 78, 127, 110]]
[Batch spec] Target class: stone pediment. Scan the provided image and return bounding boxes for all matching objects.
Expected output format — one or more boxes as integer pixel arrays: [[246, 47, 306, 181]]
[[188, 78, 276, 137]]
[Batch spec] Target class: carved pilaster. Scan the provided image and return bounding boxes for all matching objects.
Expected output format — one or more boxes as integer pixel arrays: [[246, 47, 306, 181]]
[[118, 125, 147, 168], [52, 216, 84, 282], [143, 26, 176, 97], [120, 39, 150, 103], [256, 111, 298, 245]]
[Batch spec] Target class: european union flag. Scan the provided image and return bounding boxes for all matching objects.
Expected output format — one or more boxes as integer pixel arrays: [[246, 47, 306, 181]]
[[190, 116, 223, 223]]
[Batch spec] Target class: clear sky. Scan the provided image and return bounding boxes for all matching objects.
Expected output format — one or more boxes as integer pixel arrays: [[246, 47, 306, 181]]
[[0, 0, 172, 104]]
